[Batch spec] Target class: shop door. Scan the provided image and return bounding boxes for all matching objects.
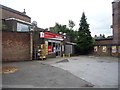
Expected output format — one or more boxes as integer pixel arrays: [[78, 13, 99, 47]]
[[65, 45, 72, 55]]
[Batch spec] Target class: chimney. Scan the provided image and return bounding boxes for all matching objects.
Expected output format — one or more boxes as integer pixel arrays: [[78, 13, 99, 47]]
[[23, 9, 26, 14]]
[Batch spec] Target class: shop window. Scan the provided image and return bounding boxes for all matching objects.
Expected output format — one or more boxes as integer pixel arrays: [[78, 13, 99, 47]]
[[94, 46, 98, 52], [53, 42, 56, 53], [118, 46, 120, 53], [112, 46, 117, 53], [17, 23, 30, 32], [48, 40, 61, 56], [102, 46, 107, 52], [62, 45, 64, 52], [56, 43, 59, 50]]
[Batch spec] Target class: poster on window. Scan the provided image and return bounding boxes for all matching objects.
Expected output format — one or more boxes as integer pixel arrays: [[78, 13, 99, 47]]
[[118, 46, 120, 53], [62, 45, 64, 52], [112, 46, 117, 53], [94, 46, 98, 52], [48, 45, 52, 53], [102, 46, 107, 52]]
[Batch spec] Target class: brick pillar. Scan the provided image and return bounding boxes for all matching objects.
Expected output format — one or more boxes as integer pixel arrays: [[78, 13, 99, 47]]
[[30, 32, 33, 60], [112, 1, 120, 44]]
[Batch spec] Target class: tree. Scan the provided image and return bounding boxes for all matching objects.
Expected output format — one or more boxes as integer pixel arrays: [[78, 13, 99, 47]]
[[68, 20, 75, 29], [50, 23, 78, 42], [76, 12, 93, 54]]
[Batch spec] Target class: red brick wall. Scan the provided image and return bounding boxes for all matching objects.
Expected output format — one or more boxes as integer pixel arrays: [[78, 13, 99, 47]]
[[2, 32, 31, 61], [2, 9, 31, 22], [93, 46, 110, 55], [95, 39, 113, 45]]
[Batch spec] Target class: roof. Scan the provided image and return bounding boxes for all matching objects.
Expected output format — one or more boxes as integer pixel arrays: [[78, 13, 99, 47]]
[[95, 38, 113, 41], [5, 18, 32, 25], [1, 4, 31, 19], [65, 42, 77, 45]]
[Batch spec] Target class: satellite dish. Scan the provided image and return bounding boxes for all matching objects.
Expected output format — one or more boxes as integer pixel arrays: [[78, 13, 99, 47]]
[[32, 21, 37, 26]]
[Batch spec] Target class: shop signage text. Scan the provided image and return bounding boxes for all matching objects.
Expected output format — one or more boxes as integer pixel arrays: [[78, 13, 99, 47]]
[[40, 32, 64, 40]]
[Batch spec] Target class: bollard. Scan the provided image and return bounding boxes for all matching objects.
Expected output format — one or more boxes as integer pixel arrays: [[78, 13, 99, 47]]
[[63, 54, 65, 58], [68, 53, 70, 57]]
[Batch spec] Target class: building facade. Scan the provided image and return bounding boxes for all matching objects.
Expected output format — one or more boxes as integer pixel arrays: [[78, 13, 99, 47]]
[[93, 0, 120, 57], [33, 31, 65, 59], [1, 5, 33, 61], [2, 5, 32, 32]]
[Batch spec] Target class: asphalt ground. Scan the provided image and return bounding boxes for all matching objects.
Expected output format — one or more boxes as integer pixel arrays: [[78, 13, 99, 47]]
[[2, 55, 119, 88], [2, 60, 93, 88], [50, 56, 119, 88]]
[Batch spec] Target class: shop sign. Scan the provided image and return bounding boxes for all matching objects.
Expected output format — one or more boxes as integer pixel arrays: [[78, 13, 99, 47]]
[[112, 46, 117, 53], [40, 32, 64, 40], [102, 46, 107, 52]]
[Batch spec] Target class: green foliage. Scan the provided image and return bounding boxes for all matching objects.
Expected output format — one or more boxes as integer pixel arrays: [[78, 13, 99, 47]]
[[76, 12, 93, 54], [50, 22, 78, 42], [50, 23, 68, 34]]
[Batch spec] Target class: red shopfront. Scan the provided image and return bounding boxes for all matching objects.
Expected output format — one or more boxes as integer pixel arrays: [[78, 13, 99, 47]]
[[40, 32, 65, 58]]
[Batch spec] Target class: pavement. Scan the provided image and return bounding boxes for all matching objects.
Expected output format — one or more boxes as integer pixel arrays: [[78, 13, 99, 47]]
[[2, 55, 119, 88]]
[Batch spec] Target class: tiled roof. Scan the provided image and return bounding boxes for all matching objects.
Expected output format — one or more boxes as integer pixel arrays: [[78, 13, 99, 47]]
[[1, 4, 31, 19]]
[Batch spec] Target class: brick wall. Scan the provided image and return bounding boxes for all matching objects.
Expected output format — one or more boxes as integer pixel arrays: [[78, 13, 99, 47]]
[[95, 39, 113, 45], [112, 1, 120, 44], [2, 31, 31, 61], [92, 1, 120, 57], [93, 46, 111, 56]]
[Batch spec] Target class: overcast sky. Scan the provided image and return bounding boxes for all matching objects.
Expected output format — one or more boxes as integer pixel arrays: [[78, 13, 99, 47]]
[[1, 0, 113, 37]]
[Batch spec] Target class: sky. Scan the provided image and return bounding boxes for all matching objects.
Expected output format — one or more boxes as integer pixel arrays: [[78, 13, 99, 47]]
[[1, 0, 113, 37]]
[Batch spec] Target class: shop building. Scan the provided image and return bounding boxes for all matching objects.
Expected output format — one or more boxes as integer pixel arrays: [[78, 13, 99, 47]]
[[33, 31, 65, 59]]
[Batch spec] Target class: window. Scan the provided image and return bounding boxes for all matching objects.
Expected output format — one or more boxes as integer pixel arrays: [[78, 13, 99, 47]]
[[17, 23, 30, 32], [62, 45, 64, 52], [102, 46, 107, 52], [53, 42, 56, 53], [112, 46, 117, 53], [118, 46, 120, 53], [94, 46, 98, 52]]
